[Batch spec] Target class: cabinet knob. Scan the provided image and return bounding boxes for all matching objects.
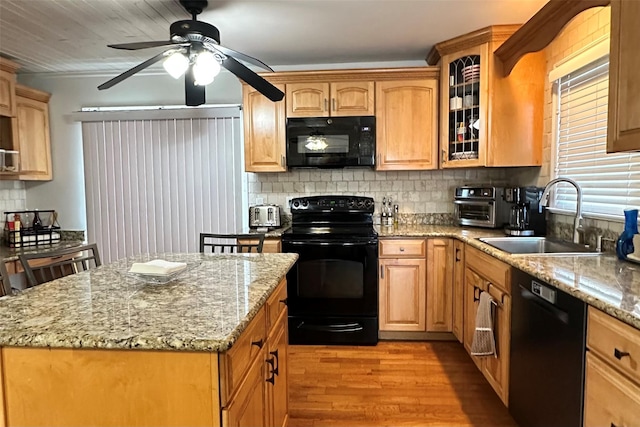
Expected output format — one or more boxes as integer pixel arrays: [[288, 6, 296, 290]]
[[614, 348, 630, 360], [279, 297, 288, 305], [399, 247, 405, 252]]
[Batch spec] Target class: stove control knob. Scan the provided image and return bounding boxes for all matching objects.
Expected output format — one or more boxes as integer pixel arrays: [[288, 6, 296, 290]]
[[348, 199, 355, 208], [293, 200, 300, 208], [364, 199, 373, 208], [356, 200, 364, 208], [302, 200, 309, 208]]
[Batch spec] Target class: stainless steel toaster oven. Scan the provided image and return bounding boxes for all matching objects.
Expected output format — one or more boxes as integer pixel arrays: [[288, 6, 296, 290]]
[[454, 186, 509, 228]]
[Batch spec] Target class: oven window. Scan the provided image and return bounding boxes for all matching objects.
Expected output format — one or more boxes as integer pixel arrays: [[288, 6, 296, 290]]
[[296, 135, 349, 154], [297, 259, 364, 298], [458, 204, 491, 221]]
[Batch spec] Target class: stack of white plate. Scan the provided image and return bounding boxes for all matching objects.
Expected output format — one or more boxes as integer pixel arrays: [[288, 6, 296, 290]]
[[462, 65, 480, 82]]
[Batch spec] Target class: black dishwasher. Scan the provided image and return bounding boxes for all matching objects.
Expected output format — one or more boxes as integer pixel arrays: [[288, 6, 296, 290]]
[[509, 269, 586, 427]]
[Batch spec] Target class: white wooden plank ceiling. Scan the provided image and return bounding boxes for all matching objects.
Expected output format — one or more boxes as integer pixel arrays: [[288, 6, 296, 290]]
[[0, 0, 549, 75]]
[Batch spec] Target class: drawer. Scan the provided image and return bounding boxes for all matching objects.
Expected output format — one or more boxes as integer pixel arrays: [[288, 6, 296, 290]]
[[584, 351, 640, 427], [219, 307, 267, 406], [465, 245, 510, 293], [587, 307, 640, 384], [266, 278, 287, 334], [379, 239, 426, 258]]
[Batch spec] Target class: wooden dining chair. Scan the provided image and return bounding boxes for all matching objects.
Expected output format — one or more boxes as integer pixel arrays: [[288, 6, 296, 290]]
[[0, 261, 12, 296], [199, 233, 265, 254], [19, 243, 102, 288]]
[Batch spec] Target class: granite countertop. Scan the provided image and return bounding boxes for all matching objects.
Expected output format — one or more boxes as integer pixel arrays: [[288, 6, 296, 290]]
[[377, 224, 640, 330], [0, 253, 298, 352], [0, 240, 86, 263]]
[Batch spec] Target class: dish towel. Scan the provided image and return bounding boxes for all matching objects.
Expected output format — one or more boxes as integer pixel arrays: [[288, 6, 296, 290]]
[[471, 291, 497, 357]]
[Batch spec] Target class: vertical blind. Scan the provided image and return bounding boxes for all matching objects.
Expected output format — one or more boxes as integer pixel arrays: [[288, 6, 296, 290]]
[[82, 109, 245, 263], [554, 56, 640, 218]]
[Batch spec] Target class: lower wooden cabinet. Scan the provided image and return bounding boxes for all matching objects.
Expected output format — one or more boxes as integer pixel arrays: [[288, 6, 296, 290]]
[[451, 240, 465, 343], [223, 350, 267, 427], [263, 238, 282, 253], [463, 245, 511, 406], [222, 278, 289, 427], [379, 257, 427, 331], [266, 311, 289, 427], [426, 238, 453, 332], [584, 307, 640, 426], [378, 238, 454, 334]]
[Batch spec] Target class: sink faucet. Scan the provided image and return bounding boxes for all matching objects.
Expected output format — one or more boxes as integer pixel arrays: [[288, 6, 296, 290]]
[[539, 177, 584, 244]]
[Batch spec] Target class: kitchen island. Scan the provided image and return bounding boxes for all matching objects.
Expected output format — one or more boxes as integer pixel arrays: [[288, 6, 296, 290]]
[[0, 252, 298, 426]]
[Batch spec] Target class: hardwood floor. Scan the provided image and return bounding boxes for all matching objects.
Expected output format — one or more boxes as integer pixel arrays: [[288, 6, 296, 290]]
[[288, 341, 517, 427]]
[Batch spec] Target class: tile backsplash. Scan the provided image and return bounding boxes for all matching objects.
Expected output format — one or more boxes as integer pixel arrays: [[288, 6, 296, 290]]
[[248, 168, 509, 218], [0, 181, 26, 227]]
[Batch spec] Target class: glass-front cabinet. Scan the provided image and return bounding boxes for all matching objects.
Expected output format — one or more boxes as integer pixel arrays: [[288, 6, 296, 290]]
[[430, 25, 545, 169], [444, 50, 485, 166]]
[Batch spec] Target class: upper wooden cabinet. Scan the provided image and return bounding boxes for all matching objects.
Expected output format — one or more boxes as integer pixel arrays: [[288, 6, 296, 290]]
[[607, 0, 640, 153], [0, 57, 19, 117], [13, 85, 52, 180], [286, 81, 374, 117], [376, 79, 439, 171], [243, 68, 439, 173], [428, 25, 545, 168], [243, 84, 286, 172]]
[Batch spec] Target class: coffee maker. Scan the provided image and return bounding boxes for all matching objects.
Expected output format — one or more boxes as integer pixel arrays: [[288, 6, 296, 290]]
[[503, 187, 547, 236]]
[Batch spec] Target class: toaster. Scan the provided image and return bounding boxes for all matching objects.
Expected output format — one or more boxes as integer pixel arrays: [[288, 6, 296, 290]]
[[249, 205, 281, 229]]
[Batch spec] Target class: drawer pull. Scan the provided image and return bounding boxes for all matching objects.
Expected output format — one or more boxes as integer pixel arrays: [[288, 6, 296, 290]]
[[279, 297, 288, 305], [610, 423, 617, 427], [455, 248, 461, 262], [614, 348, 630, 360], [269, 349, 280, 376], [473, 286, 480, 302], [251, 338, 264, 349]]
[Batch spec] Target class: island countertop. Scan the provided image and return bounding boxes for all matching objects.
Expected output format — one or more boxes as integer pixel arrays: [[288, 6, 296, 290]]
[[0, 253, 298, 352]]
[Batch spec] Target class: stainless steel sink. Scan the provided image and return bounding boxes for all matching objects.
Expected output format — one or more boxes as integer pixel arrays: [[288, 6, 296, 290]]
[[478, 236, 601, 256]]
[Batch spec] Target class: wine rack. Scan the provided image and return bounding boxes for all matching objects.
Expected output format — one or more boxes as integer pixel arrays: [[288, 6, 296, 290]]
[[3, 210, 60, 248]]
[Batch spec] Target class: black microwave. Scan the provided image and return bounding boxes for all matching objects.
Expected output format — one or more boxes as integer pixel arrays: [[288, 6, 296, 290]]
[[285, 116, 375, 168]]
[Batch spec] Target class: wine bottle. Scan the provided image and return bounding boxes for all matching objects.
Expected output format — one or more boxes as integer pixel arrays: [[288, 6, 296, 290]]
[[33, 211, 42, 230]]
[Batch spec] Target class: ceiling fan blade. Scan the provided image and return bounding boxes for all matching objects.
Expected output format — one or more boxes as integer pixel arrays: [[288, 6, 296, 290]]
[[185, 66, 206, 106], [108, 41, 186, 50], [213, 45, 274, 72], [222, 56, 284, 102], [98, 51, 168, 90]]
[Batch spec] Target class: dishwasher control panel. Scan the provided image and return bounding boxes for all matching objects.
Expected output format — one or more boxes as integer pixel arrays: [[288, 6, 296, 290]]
[[531, 280, 557, 304]]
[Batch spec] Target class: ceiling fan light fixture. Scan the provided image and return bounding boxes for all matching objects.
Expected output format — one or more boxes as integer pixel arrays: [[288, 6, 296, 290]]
[[193, 50, 220, 86], [163, 51, 189, 79]]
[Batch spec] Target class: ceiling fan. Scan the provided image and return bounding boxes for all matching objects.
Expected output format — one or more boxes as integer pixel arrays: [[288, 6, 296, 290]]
[[97, 0, 284, 106]]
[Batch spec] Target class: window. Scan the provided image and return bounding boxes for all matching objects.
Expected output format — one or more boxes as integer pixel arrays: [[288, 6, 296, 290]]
[[553, 54, 640, 219]]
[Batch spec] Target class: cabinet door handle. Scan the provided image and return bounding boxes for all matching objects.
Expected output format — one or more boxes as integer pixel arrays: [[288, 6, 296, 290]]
[[380, 265, 384, 279], [442, 149, 447, 163], [332, 98, 336, 111], [279, 297, 288, 305], [473, 286, 480, 302], [266, 357, 276, 384], [280, 155, 285, 168], [269, 349, 280, 376], [324, 98, 328, 111], [455, 248, 461, 262], [614, 348, 630, 360], [251, 338, 264, 349]]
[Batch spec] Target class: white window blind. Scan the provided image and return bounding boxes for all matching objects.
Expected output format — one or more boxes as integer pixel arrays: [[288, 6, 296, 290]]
[[82, 109, 246, 263], [554, 56, 640, 218]]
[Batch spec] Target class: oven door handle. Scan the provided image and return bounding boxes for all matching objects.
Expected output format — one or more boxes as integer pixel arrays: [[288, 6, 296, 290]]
[[453, 200, 494, 205], [297, 321, 364, 333], [284, 240, 377, 246]]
